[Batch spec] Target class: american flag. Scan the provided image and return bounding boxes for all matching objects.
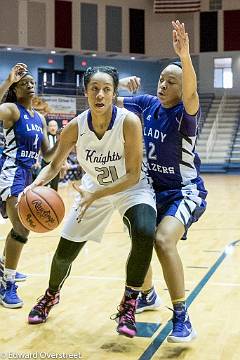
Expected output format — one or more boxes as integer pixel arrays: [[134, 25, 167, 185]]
[[154, 0, 201, 13]]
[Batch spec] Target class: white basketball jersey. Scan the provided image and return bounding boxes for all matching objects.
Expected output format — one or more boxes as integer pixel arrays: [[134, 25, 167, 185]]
[[75, 106, 149, 192]]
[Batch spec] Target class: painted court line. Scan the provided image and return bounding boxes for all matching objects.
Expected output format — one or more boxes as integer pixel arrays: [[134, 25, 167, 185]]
[[138, 239, 240, 360]]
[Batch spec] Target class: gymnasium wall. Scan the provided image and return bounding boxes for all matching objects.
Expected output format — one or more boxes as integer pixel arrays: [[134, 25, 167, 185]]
[[0, 1, 239, 56], [0, 52, 64, 84], [0, 51, 167, 96], [199, 51, 240, 95], [0, 0, 240, 94]]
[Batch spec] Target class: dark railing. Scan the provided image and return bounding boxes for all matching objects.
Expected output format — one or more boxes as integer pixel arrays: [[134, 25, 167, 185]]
[[38, 81, 85, 96], [198, 93, 215, 136], [227, 114, 240, 167]]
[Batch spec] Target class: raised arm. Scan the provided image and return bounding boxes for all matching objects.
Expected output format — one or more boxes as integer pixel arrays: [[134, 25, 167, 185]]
[[0, 63, 27, 103], [172, 20, 199, 115], [0, 63, 27, 126]]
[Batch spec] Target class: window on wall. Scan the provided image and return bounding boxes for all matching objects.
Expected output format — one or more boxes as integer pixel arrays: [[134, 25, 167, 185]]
[[209, 0, 222, 11], [214, 58, 233, 89], [81, 3, 98, 50], [129, 9, 145, 54]]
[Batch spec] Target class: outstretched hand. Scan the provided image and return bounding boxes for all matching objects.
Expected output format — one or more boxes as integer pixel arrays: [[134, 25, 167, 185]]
[[72, 183, 97, 222], [172, 20, 190, 58], [118, 76, 141, 93], [8, 63, 28, 84]]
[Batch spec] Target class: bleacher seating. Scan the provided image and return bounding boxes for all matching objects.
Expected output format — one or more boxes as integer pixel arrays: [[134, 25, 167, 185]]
[[198, 93, 215, 134], [197, 95, 240, 172]]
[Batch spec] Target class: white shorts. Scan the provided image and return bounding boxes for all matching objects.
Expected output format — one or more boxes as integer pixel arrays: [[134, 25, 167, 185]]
[[61, 183, 156, 243]]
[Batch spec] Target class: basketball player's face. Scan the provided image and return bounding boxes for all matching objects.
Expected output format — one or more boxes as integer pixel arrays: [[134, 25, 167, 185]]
[[15, 75, 36, 99], [157, 65, 182, 108], [85, 73, 115, 114]]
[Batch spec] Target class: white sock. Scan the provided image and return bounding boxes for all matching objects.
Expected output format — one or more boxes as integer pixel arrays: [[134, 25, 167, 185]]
[[3, 268, 16, 283]]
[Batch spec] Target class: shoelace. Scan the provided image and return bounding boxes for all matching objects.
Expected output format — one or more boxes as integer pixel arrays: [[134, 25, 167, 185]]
[[6, 282, 19, 299], [167, 306, 187, 332], [33, 294, 52, 314], [141, 291, 153, 302], [111, 302, 135, 326]]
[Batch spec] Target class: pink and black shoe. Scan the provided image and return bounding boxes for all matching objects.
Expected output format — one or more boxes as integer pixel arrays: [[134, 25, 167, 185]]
[[28, 289, 60, 324], [113, 297, 137, 338]]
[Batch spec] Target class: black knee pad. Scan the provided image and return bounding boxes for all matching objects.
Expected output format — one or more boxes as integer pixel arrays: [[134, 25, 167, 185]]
[[11, 228, 28, 244], [124, 204, 156, 243]]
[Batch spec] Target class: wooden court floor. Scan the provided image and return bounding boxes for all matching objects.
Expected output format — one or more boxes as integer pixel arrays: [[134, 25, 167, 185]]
[[0, 174, 240, 360]]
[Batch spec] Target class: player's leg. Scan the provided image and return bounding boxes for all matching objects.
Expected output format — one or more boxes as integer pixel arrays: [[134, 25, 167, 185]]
[[28, 237, 86, 324], [0, 196, 29, 308], [154, 215, 198, 342], [136, 264, 162, 313], [0, 165, 33, 286], [0, 247, 27, 282], [116, 203, 156, 337], [156, 188, 206, 342], [28, 195, 114, 324], [155, 216, 185, 300]]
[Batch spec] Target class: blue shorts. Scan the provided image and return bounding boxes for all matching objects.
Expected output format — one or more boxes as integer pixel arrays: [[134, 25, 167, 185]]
[[155, 178, 207, 239], [0, 155, 32, 218]]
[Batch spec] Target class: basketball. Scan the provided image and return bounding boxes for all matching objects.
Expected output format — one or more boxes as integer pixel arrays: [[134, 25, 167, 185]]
[[18, 186, 65, 233]]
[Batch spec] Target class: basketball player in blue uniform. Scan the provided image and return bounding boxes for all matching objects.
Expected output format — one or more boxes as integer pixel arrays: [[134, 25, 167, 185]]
[[24, 66, 156, 338], [117, 21, 208, 342], [0, 63, 58, 308]]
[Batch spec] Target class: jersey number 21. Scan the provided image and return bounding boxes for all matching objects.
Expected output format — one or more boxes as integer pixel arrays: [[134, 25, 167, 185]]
[[95, 166, 118, 185]]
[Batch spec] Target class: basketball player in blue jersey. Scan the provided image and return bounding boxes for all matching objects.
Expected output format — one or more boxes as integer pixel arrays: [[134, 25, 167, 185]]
[[117, 21, 208, 342], [24, 66, 156, 338], [0, 63, 58, 308]]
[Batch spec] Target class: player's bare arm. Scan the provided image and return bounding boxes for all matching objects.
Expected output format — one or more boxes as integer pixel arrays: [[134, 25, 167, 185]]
[[0, 63, 28, 126], [0, 63, 27, 102], [172, 20, 199, 115], [0, 103, 20, 128], [33, 119, 78, 187], [117, 76, 141, 107]]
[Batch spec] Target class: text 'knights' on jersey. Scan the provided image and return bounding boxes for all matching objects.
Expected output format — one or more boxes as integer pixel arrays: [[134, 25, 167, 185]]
[[2, 104, 44, 168], [75, 106, 150, 192], [123, 94, 202, 190]]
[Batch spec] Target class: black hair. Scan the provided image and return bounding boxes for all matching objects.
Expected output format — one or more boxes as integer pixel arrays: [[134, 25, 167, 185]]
[[4, 72, 33, 103], [169, 61, 182, 69], [83, 66, 119, 93]]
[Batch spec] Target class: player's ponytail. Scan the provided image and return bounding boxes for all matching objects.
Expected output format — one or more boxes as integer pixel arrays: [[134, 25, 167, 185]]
[[4, 84, 17, 103]]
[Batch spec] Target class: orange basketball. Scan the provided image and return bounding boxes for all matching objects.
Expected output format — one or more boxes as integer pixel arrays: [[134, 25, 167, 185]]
[[18, 186, 65, 233]]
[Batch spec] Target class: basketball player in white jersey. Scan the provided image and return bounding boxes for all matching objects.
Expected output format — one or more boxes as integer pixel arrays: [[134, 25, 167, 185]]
[[24, 66, 156, 338]]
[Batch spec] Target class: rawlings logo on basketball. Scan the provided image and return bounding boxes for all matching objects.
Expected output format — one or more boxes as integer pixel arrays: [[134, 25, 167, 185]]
[[18, 186, 65, 233], [26, 213, 36, 228], [32, 200, 55, 224]]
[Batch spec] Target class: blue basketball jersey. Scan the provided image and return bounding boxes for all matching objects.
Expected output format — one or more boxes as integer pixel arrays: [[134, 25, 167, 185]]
[[2, 103, 44, 169], [123, 95, 203, 190]]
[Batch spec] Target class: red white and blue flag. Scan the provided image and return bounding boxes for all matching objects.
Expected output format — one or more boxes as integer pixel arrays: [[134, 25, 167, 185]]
[[154, 0, 201, 13]]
